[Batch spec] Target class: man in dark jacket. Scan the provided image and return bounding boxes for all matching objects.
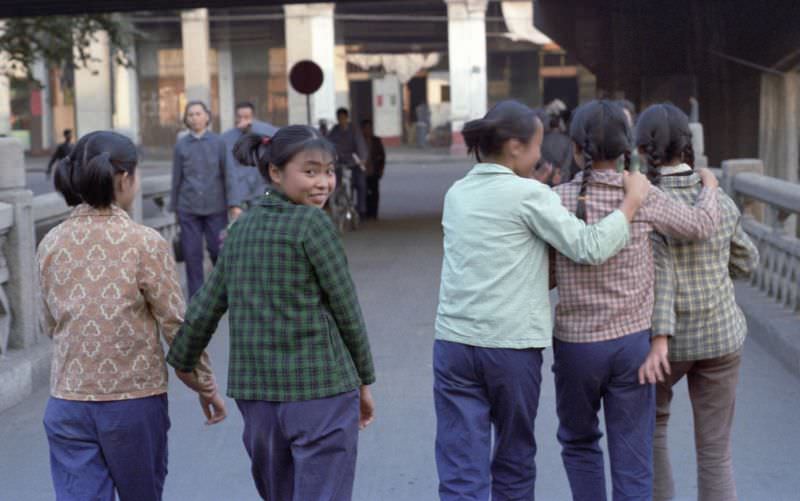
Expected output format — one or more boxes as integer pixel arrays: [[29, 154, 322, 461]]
[[327, 107, 368, 218], [361, 119, 386, 219], [46, 129, 73, 178], [221, 101, 278, 219]]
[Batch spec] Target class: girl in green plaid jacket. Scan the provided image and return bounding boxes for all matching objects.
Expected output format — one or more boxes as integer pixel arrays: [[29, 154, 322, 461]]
[[167, 125, 376, 501], [636, 104, 759, 501]]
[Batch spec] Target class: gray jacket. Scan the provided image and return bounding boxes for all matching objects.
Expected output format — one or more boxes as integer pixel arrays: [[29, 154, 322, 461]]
[[170, 131, 234, 215], [221, 120, 279, 208]]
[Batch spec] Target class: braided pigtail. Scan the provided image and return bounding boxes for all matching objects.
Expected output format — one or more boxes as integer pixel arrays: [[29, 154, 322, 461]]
[[682, 141, 695, 168], [623, 150, 632, 172], [575, 140, 593, 221]]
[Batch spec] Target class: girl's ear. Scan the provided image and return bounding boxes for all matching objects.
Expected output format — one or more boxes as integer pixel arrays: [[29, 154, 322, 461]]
[[268, 164, 282, 185]]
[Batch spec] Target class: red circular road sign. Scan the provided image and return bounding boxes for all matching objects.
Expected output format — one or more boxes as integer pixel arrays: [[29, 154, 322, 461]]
[[289, 60, 324, 95]]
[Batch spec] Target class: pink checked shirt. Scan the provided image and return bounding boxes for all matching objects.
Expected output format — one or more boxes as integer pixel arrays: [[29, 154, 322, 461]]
[[552, 170, 719, 343]]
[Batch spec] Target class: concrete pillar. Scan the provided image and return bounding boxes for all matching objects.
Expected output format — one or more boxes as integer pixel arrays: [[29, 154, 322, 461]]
[[218, 41, 235, 133], [445, 0, 489, 155], [284, 3, 337, 125], [32, 61, 53, 150], [74, 31, 113, 137], [0, 138, 38, 349], [181, 9, 211, 106], [335, 45, 350, 112], [0, 22, 10, 137], [113, 48, 141, 145], [372, 75, 403, 146]]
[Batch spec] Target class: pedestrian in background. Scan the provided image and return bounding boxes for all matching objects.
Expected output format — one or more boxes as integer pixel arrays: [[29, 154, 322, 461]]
[[361, 119, 386, 219], [221, 101, 278, 218], [168, 125, 376, 501], [415, 102, 431, 148], [636, 103, 759, 501], [46, 129, 73, 179], [40, 131, 224, 501], [434, 100, 650, 501], [170, 100, 237, 298], [328, 107, 368, 218]]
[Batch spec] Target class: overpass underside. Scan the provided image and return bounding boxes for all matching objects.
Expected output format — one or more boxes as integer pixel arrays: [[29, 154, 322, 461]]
[[535, 0, 800, 176]]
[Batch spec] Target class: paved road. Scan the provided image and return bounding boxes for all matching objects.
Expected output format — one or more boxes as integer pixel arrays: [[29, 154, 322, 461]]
[[3, 160, 800, 500]]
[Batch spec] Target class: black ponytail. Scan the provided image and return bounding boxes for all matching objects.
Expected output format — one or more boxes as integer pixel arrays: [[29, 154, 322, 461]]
[[53, 131, 138, 208], [569, 100, 632, 221], [233, 125, 337, 183], [635, 103, 695, 185], [53, 156, 82, 206], [461, 100, 542, 163]]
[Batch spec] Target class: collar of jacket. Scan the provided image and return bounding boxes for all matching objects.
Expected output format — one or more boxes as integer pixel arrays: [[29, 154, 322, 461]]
[[659, 170, 701, 188], [257, 189, 292, 206], [469, 163, 517, 176], [570, 168, 624, 188], [69, 203, 130, 220]]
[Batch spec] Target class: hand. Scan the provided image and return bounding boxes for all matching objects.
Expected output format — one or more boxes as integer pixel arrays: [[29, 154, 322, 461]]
[[175, 369, 216, 396], [622, 170, 651, 203], [229, 206, 243, 221], [531, 162, 553, 184], [359, 385, 375, 430], [199, 391, 227, 425], [697, 168, 719, 189], [620, 171, 651, 221], [638, 335, 671, 385]]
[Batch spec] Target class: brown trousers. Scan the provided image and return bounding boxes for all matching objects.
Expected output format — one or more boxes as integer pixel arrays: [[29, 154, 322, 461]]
[[653, 350, 742, 501]]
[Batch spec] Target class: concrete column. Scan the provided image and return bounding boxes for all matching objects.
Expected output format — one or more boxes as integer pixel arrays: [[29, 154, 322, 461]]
[[284, 3, 337, 125], [32, 61, 53, 150], [335, 45, 350, 111], [181, 9, 212, 105], [218, 41, 235, 132], [0, 22, 10, 136], [372, 75, 403, 146], [445, 0, 488, 154], [0, 138, 37, 349], [113, 48, 141, 145], [74, 31, 113, 137]]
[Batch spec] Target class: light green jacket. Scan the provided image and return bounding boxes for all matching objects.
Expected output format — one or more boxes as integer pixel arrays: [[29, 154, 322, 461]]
[[435, 163, 630, 348]]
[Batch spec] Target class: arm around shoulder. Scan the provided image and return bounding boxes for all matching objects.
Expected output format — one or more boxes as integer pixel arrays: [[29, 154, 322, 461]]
[[520, 184, 630, 265]]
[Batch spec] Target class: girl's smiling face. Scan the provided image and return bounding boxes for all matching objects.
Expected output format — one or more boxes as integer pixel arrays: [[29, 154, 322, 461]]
[[269, 149, 336, 208]]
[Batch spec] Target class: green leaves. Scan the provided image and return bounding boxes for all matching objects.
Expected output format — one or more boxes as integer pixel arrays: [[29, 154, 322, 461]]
[[0, 14, 132, 85]]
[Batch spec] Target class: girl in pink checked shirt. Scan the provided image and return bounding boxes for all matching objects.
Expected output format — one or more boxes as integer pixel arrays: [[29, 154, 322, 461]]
[[550, 100, 721, 501]]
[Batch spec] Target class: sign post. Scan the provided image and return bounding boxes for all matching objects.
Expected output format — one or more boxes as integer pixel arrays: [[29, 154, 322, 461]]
[[289, 60, 324, 126]]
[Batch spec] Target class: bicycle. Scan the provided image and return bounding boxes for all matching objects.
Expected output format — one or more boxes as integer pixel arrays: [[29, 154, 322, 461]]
[[328, 163, 360, 232]]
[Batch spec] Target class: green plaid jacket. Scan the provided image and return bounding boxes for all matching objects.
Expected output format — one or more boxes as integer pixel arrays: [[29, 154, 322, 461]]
[[167, 190, 375, 401], [651, 172, 759, 362]]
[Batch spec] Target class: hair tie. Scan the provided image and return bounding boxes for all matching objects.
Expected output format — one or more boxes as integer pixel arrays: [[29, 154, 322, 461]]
[[261, 136, 272, 146]]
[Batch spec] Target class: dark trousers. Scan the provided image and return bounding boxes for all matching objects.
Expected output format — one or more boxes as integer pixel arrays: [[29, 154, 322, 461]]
[[366, 175, 381, 219], [433, 339, 543, 501], [352, 166, 368, 218], [178, 210, 228, 298], [553, 330, 655, 501], [43, 395, 170, 501], [236, 390, 360, 501]]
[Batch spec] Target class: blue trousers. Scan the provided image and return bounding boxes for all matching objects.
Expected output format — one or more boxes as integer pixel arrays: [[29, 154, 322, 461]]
[[177, 210, 228, 298], [553, 330, 655, 501], [43, 394, 170, 501], [236, 390, 360, 501], [434, 340, 543, 501]]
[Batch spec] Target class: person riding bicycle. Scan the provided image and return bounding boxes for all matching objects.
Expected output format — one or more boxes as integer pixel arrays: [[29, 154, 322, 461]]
[[327, 107, 368, 218]]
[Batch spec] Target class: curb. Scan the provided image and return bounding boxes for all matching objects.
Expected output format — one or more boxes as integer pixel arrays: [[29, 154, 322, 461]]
[[736, 281, 800, 378], [0, 342, 51, 414]]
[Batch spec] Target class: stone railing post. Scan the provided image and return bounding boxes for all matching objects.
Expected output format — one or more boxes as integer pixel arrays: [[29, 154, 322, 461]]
[[0, 138, 39, 349], [722, 158, 764, 221]]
